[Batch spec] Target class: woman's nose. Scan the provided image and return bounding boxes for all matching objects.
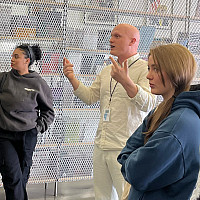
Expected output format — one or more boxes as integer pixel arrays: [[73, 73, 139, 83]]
[[146, 71, 153, 80]]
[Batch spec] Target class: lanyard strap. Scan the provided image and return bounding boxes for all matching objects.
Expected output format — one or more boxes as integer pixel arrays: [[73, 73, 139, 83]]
[[109, 58, 140, 105]]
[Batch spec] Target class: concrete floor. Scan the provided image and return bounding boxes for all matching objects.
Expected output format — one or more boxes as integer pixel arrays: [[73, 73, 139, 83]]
[[0, 179, 95, 200], [0, 179, 199, 200]]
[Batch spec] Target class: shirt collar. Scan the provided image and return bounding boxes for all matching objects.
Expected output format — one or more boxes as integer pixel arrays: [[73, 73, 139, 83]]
[[121, 53, 140, 68]]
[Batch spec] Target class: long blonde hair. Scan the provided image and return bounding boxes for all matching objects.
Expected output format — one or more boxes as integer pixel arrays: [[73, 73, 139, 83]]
[[144, 43, 197, 144]]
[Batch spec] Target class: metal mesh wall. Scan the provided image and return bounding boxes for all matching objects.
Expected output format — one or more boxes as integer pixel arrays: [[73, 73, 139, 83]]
[[0, 0, 199, 193]]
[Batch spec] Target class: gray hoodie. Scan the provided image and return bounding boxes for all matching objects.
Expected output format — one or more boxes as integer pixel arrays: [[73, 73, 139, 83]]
[[0, 69, 54, 133]]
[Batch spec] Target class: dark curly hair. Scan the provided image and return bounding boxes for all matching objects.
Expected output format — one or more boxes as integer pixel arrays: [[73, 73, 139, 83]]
[[16, 44, 42, 67]]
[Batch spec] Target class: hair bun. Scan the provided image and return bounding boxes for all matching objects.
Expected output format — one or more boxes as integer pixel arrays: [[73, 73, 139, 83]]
[[31, 44, 42, 61]]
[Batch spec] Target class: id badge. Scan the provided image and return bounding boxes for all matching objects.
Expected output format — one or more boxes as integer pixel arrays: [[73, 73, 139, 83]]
[[103, 108, 110, 122]]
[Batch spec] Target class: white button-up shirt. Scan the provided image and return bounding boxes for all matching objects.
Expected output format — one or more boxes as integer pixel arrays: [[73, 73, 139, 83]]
[[74, 54, 156, 150]]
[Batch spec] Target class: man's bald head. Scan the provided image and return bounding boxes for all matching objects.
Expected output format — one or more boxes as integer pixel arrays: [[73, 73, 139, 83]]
[[114, 24, 140, 45], [110, 24, 140, 63]]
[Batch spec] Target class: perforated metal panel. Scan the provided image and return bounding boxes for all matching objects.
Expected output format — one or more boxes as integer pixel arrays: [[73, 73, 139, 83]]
[[0, 1, 200, 198]]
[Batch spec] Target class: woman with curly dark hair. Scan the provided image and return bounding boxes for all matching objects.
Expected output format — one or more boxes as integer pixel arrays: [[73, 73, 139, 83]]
[[0, 44, 55, 200]]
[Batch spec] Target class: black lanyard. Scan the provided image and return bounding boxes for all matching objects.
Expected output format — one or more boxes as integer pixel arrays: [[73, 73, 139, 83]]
[[109, 58, 140, 105]]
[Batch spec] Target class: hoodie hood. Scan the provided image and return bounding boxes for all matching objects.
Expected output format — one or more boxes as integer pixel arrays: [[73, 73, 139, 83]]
[[190, 84, 200, 91], [11, 69, 40, 78], [172, 90, 200, 118]]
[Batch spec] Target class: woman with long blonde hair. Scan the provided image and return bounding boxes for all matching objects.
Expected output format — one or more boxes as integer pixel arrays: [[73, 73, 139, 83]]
[[118, 43, 200, 200]]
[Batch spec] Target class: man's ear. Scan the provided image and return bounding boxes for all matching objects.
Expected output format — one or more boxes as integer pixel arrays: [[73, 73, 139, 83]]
[[130, 38, 136, 46]]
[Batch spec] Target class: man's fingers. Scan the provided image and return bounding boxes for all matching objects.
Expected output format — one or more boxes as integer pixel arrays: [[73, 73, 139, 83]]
[[63, 58, 74, 70], [124, 59, 128, 72], [109, 56, 118, 68], [63, 57, 71, 66], [63, 57, 67, 65]]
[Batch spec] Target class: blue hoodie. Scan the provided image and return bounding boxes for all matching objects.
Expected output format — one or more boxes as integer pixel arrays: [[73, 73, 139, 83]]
[[118, 90, 200, 200]]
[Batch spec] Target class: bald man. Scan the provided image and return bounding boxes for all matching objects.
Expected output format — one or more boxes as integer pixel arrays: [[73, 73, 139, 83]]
[[63, 24, 156, 200]]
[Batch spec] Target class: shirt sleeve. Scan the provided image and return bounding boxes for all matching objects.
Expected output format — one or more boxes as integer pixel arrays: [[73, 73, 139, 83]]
[[36, 81, 55, 133], [133, 84, 157, 112], [74, 74, 101, 105], [0, 72, 7, 92], [130, 61, 157, 112]]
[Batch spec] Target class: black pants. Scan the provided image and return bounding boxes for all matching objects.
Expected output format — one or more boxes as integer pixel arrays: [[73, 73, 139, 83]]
[[0, 128, 38, 200]]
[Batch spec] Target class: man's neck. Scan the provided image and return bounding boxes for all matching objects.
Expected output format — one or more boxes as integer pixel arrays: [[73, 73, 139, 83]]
[[118, 53, 138, 65]]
